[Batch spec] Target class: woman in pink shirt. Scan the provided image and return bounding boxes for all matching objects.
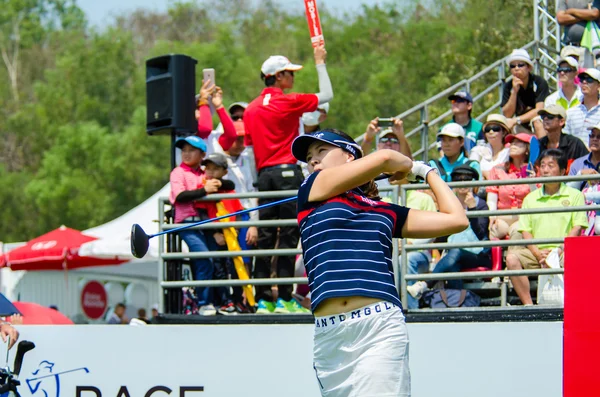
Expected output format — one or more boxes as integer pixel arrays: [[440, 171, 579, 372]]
[[169, 136, 235, 316], [486, 133, 533, 240]]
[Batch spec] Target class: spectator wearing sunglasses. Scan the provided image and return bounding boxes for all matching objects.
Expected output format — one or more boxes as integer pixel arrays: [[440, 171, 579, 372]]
[[501, 49, 549, 138], [469, 114, 511, 180], [564, 68, 600, 147], [557, 0, 600, 47], [428, 123, 482, 182], [545, 57, 583, 110], [442, 91, 483, 153], [539, 104, 589, 171], [568, 122, 600, 190], [195, 80, 238, 155]]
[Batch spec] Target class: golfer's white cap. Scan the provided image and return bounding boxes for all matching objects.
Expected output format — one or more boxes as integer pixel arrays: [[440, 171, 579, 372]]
[[261, 56, 303, 78]]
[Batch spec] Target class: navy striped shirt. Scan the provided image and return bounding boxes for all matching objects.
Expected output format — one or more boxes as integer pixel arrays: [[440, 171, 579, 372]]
[[297, 171, 410, 311]]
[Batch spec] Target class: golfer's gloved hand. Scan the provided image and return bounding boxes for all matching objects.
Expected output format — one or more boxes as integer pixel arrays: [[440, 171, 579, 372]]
[[407, 161, 435, 182]]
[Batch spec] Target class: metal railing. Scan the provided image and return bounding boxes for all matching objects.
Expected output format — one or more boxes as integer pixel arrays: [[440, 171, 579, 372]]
[[356, 0, 561, 162], [158, 174, 599, 312], [398, 174, 600, 308]]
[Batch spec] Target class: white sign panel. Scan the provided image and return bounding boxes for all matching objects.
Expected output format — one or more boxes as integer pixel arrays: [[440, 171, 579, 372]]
[[7, 322, 562, 397]]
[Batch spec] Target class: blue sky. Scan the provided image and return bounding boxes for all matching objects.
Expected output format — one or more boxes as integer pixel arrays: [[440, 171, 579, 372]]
[[78, 0, 386, 27]]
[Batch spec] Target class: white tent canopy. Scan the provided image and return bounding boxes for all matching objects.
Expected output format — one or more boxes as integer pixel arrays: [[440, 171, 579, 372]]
[[79, 184, 171, 261]]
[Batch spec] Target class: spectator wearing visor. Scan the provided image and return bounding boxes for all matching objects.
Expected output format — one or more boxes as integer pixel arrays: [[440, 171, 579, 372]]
[[545, 56, 583, 111], [244, 45, 333, 314], [501, 49, 549, 138], [540, 104, 589, 170], [564, 68, 600, 147], [429, 123, 482, 182], [442, 91, 483, 153]]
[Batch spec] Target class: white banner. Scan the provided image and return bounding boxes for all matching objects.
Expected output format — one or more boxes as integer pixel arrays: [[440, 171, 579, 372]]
[[6, 322, 562, 397]]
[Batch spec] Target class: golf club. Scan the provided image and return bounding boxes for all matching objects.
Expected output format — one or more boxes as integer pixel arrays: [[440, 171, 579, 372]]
[[130, 196, 298, 258]]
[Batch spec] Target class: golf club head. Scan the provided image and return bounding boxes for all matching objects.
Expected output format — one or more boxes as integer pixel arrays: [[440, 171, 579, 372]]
[[13, 341, 35, 377], [131, 224, 150, 259]]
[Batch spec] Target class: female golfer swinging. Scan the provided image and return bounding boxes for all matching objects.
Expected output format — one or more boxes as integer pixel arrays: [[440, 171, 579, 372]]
[[292, 129, 469, 396]]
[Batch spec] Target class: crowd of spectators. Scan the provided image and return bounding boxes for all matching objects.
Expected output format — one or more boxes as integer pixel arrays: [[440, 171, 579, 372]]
[[167, 31, 600, 313]]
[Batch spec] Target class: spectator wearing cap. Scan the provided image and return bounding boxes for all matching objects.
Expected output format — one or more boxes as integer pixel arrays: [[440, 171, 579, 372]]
[[195, 80, 238, 155], [407, 164, 491, 299], [557, 0, 600, 47], [361, 117, 412, 157], [469, 114, 511, 180], [428, 123, 482, 182], [229, 102, 247, 122], [243, 45, 333, 314], [501, 49, 550, 137], [486, 133, 533, 240], [545, 56, 583, 110], [569, 121, 600, 190], [564, 68, 600, 146], [443, 91, 483, 152], [169, 136, 236, 316], [541, 104, 589, 169], [301, 102, 330, 134], [505, 149, 588, 305], [151, 304, 160, 318]]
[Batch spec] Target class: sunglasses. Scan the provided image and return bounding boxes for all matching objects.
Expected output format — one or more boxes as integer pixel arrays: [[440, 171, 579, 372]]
[[232, 115, 243, 121], [580, 76, 598, 84], [509, 63, 527, 69], [541, 114, 561, 121], [557, 67, 576, 73], [451, 98, 468, 104], [380, 137, 400, 144], [589, 133, 600, 140], [484, 125, 503, 133]]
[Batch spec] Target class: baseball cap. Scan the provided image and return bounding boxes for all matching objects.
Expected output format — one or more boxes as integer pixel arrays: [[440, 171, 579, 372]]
[[228, 102, 248, 114], [483, 114, 510, 132], [561, 45, 581, 59], [378, 128, 396, 139], [505, 133, 533, 144], [506, 49, 534, 67], [578, 68, 600, 82], [292, 130, 363, 163], [318, 103, 330, 113], [175, 136, 207, 152], [202, 152, 228, 169], [557, 56, 579, 70], [448, 91, 473, 103], [538, 104, 567, 119], [151, 304, 159, 311], [437, 123, 465, 139], [261, 56, 303, 78]]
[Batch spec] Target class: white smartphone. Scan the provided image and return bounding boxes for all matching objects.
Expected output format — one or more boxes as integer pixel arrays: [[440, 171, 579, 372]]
[[202, 68, 216, 115]]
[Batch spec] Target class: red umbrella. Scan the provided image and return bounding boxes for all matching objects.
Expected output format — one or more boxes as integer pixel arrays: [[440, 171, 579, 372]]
[[2, 225, 126, 271], [11, 302, 74, 325]]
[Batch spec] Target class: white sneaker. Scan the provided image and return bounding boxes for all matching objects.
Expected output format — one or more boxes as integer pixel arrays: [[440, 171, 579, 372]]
[[199, 304, 217, 316], [407, 281, 428, 299]]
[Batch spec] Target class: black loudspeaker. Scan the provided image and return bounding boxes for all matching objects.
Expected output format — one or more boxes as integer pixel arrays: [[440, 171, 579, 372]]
[[146, 54, 198, 136]]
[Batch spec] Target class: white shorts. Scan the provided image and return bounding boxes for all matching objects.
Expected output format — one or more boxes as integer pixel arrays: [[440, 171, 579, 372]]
[[313, 301, 411, 397]]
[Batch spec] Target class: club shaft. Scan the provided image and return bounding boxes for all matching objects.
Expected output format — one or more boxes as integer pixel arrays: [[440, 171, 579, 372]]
[[148, 196, 298, 238]]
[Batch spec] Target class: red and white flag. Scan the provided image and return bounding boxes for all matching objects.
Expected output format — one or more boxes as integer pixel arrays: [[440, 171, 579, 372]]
[[304, 0, 325, 48]]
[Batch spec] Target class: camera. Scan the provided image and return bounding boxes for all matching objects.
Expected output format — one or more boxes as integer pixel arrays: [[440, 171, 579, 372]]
[[378, 118, 394, 128]]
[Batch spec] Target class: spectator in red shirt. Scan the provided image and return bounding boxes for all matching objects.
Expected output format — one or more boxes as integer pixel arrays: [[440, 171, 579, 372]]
[[244, 45, 333, 314]]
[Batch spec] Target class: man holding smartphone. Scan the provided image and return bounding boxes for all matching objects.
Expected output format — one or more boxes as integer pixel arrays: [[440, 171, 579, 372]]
[[244, 45, 333, 314]]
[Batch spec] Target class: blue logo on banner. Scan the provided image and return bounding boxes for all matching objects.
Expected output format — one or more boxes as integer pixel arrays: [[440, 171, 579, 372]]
[[26, 361, 89, 397]]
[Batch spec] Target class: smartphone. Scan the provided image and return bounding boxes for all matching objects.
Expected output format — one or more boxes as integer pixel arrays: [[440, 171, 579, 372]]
[[378, 118, 394, 128], [202, 68, 216, 115]]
